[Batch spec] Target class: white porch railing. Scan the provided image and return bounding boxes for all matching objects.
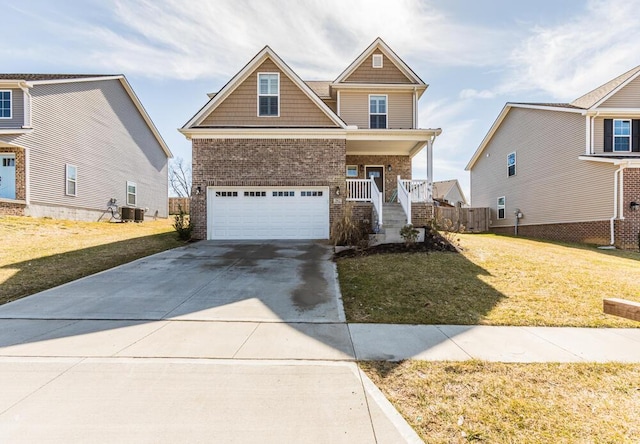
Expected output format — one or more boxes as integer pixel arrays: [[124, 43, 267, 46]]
[[370, 179, 383, 229], [401, 180, 429, 202], [346, 178, 383, 228], [346, 179, 371, 202], [397, 175, 411, 225]]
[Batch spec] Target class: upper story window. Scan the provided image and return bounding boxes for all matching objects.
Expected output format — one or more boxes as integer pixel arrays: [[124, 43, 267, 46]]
[[0, 91, 11, 119], [369, 95, 387, 129], [614, 119, 631, 152], [507, 152, 516, 177], [66, 164, 77, 196], [258, 73, 279, 117], [372, 54, 383, 68], [497, 196, 505, 219]]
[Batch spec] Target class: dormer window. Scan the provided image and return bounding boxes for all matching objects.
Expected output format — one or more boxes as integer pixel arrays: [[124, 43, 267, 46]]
[[258, 73, 279, 117], [369, 95, 387, 129], [0, 91, 11, 118], [372, 54, 383, 68]]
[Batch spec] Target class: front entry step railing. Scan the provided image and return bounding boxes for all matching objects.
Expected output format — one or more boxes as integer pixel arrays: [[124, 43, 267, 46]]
[[346, 177, 429, 229]]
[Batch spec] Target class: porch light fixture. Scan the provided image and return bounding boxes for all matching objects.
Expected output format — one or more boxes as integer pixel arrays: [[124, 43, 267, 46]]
[[195, 186, 202, 195], [630, 201, 639, 211], [387, 164, 392, 172], [335, 186, 340, 196]]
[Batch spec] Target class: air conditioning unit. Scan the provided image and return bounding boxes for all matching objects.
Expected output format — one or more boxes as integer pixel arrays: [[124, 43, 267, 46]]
[[134, 208, 145, 223], [120, 206, 135, 222]]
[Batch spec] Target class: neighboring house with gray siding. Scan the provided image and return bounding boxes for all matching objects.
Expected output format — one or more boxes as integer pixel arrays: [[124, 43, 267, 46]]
[[0, 75, 172, 220], [181, 38, 441, 240], [466, 65, 640, 249], [433, 179, 468, 207]]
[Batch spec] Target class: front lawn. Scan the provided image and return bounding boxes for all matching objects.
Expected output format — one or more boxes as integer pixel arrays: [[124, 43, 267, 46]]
[[337, 234, 640, 327], [0, 216, 184, 304], [362, 360, 640, 443]]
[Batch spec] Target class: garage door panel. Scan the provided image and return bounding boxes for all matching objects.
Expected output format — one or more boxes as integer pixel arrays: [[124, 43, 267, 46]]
[[208, 187, 329, 240]]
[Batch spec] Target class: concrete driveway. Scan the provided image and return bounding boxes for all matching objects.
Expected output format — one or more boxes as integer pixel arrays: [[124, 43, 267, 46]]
[[0, 241, 421, 443]]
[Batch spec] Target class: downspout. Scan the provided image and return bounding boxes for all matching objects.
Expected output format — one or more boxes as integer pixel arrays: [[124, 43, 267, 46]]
[[610, 165, 623, 246]]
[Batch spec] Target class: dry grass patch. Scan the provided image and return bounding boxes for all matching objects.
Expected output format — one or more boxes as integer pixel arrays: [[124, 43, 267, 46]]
[[362, 360, 640, 443], [0, 216, 184, 304], [337, 234, 640, 327]]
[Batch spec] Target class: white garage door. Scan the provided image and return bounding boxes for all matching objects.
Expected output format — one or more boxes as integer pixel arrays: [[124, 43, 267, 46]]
[[207, 187, 330, 240]]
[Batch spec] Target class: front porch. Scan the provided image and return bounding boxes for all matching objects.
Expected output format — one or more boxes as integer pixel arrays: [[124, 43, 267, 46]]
[[346, 176, 431, 231]]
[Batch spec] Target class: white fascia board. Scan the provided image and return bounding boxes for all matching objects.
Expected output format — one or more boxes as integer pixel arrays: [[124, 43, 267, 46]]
[[0, 128, 33, 135], [330, 83, 428, 92], [579, 155, 640, 166], [29, 76, 123, 85], [117, 77, 173, 158], [183, 47, 346, 130], [509, 103, 584, 113], [179, 127, 347, 140], [346, 128, 441, 141], [0, 81, 33, 90], [591, 70, 640, 109]]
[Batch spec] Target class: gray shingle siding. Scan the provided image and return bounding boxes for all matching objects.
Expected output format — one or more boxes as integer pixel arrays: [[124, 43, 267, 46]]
[[0, 79, 169, 218], [0, 89, 25, 128]]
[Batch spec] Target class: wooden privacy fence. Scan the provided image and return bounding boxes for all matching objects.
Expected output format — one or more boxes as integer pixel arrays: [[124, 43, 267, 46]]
[[169, 197, 190, 215], [435, 207, 490, 233]]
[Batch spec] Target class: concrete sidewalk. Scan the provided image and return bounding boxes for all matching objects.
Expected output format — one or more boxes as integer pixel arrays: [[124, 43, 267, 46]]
[[349, 324, 640, 363]]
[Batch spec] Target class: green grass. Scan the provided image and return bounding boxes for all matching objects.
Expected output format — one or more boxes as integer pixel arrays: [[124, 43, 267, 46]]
[[362, 361, 640, 443], [337, 233, 640, 327], [0, 216, 185, 304]]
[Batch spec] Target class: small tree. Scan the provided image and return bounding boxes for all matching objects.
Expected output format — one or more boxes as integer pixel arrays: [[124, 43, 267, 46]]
[[169, 157, 192, 197], [400, 224, 419, 246], [173, 206, 193, 241]]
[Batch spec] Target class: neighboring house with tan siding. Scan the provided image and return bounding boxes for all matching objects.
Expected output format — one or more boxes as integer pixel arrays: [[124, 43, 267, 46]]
[[181, 38, 441, 240], [433, 179, 468, 207], [466, 65, 640, 249], [0, 75, 172, 220]]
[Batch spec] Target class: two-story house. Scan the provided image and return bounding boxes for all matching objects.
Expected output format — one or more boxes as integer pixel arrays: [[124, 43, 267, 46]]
[[0, 74, 172, 221], [466, 65, 640, 249], [180, 38, 441, 240]]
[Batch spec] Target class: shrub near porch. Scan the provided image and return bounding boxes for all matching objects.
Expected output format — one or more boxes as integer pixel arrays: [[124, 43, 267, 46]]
[[337, 233, 640, 327]]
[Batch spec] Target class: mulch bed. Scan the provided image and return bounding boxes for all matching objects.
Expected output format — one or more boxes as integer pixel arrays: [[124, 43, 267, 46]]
[[333, 227, 459, 259]]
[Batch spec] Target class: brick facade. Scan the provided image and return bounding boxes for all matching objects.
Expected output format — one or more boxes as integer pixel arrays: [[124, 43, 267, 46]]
[[616, 168, 640, 250], [345, 155, 411, 202], [490, 220, 610, 245], [0, 148, 26, 216], [191, 138, 346, 240], [411, 202, 434, 227]]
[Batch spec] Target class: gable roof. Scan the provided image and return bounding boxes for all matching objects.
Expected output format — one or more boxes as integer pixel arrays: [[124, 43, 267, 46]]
[[1, 74, 172, 157], [182, 46, 347, 130], [333, 37, 426, 87], [571, 65, 640, 109], [433, 179, 468, 205]]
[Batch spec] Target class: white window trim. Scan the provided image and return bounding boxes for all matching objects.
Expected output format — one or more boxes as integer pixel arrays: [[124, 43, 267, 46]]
[[372, 54, 383, 68], [497, 196, 506, 219], [0, 90, 12, 120], [369, 94, 388, 129], [507, 152, 516, 177], [257, 72, 280, 117], [126, 181, 137, 206], [613, 119, 631, 152], [346, 165, 358, 177], [65, 164, 77, 196]]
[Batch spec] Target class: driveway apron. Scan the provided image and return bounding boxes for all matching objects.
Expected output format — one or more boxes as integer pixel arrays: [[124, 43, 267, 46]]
[[0, 241, 419, 443]]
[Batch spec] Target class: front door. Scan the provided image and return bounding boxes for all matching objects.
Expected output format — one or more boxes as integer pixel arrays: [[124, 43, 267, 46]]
[[365, 166, 384, 197], [0, 155, 16, 199]]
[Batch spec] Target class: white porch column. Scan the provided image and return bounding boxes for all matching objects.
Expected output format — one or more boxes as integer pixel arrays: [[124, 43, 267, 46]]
[[426, 138, 433, 202]]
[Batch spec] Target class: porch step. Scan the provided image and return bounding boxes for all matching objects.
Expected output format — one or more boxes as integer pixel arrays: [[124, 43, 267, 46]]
[[377, 203, 409, 242]]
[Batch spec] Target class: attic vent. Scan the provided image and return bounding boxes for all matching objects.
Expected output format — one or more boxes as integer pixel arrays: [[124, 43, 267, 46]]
[[372, 54, 383, 68]]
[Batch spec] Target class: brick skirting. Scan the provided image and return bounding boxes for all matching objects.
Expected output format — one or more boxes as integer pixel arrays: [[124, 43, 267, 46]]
[[491, 220, 611, 246]]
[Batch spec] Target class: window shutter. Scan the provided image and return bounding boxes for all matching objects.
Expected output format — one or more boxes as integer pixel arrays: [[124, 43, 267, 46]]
[[604, 119, 613, 152], [633, 120, 640, 152]]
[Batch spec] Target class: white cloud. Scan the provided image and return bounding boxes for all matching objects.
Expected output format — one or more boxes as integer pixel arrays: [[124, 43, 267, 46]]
[[459, 88, 495, 100], [502, 0, 640, 100], [5, 0, 509, 81]]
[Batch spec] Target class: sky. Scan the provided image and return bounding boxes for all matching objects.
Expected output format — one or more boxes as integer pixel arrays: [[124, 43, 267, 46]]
[[5, 0, 640, 202]]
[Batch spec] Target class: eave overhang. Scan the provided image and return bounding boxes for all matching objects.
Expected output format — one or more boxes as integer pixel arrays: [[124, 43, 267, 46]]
[[346, 128, 441, 158], [579, 155, 640, 166]]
